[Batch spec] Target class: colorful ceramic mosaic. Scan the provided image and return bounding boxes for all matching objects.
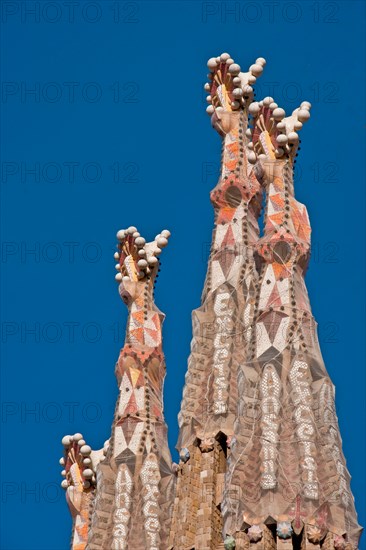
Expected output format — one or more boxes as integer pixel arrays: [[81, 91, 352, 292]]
[[60, 53, 361, 550], [61, 228, 174, 549]]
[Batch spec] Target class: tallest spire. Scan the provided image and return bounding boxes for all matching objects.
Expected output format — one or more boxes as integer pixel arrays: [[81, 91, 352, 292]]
[[177, 52, 266, 446], [171, 53, 268, 549]]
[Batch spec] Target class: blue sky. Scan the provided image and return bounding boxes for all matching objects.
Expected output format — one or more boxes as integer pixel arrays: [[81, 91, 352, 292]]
[[1, 1, 365, 548]]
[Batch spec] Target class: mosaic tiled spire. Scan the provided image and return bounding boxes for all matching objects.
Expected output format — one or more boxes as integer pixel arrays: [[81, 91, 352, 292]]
[[171, 53, 266, 549], [60, 227, 175, 549], [60, 433, 102, 550], [171, 53, 361, 550], [221, 97, 362, 549], [177, 53, 266, 446]]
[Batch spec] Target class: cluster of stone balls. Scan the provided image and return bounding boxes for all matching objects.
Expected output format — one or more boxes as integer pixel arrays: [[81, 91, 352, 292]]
[[204, 52, 267, 113], [246, 97, 311, 164], [60, 433, 96, 490], [203, 51, 312, 165], [114, 226, 170, 281]]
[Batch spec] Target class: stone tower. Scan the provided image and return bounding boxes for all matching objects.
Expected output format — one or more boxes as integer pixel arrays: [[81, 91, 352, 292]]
[[60, 228, 175, 549], [169, 53, 361, 550]]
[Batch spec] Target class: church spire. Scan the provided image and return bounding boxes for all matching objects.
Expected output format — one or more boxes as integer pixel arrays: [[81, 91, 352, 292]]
[[60, 227, 175, 549]]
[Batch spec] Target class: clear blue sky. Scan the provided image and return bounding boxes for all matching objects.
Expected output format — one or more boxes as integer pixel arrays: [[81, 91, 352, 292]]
[[1, 1, 365, 548]]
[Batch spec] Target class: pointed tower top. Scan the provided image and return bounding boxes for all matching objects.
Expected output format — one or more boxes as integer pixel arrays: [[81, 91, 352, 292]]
[[114, 226, 171, 283], [247, 99, 311, 164], [204, 52, 266, 116]]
